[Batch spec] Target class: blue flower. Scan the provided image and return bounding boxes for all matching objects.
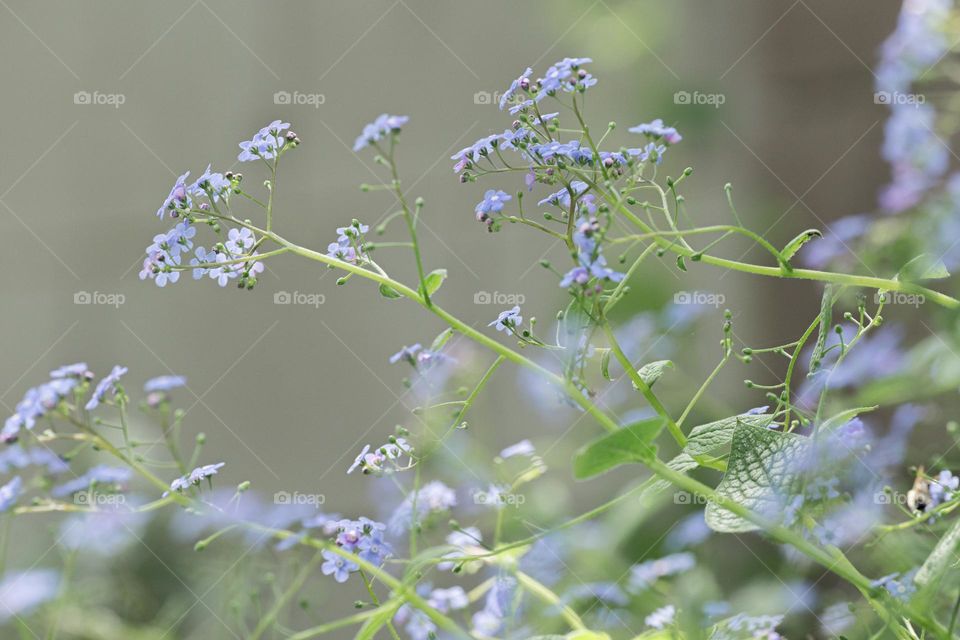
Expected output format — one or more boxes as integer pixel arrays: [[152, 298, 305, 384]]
[[2, 375, 81, 443], [0, 570, 59, 622], [357, 534, 392, 566], [353, 114, 409, 152], [536, 57, 594, 100], [489, 305, 522, 332], [451, 133, 499, 173], [388, 481, 456, 533], [167, 462, 225, 494], [144, 375, 187, 393], [627, 552, 696, 592], [156, 172, 192, 219], [389, 344, 422, 366], [645, 604, 676, 630], [321, 548, 356, 583], [237, 120, 291, 162], [189, 164, 231, 201], [930, 469, 959, 505], [50, 363, 92, 379], [51, 465, 131, 498], [0, 476, 22, 513], [190, 246, 217, 280], [85, 365, 128, 410], [499, 67, 533, 110], [628, 119, 683, 145], [225, 227, 255, 254], [538, 181, 590, 209], [475, 189, 511, 223]]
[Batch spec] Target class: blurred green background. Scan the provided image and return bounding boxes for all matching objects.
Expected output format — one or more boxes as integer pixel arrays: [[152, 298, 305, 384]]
[[0, 1, 907, 637]]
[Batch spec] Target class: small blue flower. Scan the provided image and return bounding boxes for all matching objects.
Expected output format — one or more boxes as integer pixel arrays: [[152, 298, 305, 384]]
[[353, 114, 409, 152], [51, 465, 131, 498], [225, 227, 255, 254], [167, 462, 225, 495], [357, 535, 392, 566], [645, 604, 676, 630], [189, 164, 231, 201], [144, 375, 187, 393], [156, 172, 192, 219], [85, 365, 128, 410], [238, 120, 290, 162], [389, 344, 422, 366], [489, 306, 522, 332], [628, 119, 682, 145], [499, 67, 533, 110], [321, 549, 358, 583], [0, 570, 60, 622], [475, 190, 511, 218], [50, 363, 92, 379], [0, 476, 22, 513]]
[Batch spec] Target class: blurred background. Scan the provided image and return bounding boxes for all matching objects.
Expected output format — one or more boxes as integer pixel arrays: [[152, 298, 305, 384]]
[[0, 1, 937, 637]]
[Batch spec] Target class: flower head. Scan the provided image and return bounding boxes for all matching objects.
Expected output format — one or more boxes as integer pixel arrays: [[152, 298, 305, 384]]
[[489, 306, 522, 332], [475, 189, 511, 221], [85, 365, 128, 411], [144, 375, 187, 394], [628, 119, 683, 145], [0, 476, 22, 513], [238, 120, 291, 162], [353, 114, 409, 152], [156, 172, 192, 219], [499, 67, 533, 110]]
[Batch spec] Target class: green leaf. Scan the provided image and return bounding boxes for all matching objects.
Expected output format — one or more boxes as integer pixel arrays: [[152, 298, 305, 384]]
[[809, 284, 834, 374], [897, 253, 951, 282], [378, 283, 402, 299], [422, 268, 448, 296], [632, 360, 674, 389], [430, 327, 454, 352], [819, 405, 877, 433], [780, 228, 822, 263], [916, 516, 960, 587], [705, 422, 809, 532], [573, 418, 664, 479], [684, 413, 773, 457]]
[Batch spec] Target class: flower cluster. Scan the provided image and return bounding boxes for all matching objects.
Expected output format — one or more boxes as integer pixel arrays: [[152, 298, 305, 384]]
[[166, 462, 225, 495], [353, 114, 409, 151], [326, 220, 370, 264], [2, 362, 93, 442], [321, 517, 392, 582], [347, 437, 414, 475], [238, 120, 298, 162]]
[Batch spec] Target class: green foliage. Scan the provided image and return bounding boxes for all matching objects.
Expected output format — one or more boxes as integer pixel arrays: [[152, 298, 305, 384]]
[[573, 417, 664, 479]]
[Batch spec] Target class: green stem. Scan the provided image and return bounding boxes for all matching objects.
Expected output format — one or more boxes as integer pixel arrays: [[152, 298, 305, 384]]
[[516, 571, 586, 631], [248, 552, 324, 640]]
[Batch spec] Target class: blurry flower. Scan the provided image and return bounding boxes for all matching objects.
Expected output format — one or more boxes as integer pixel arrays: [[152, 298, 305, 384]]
[[59, 509, 149, 555], [645, 604, 676, 629], [471, 576, 518, 637], [144, 375, 187, 394], [499, 439, 535, 459], [0, 476, 22, 513], [167, 462, 225, 495], [929, 469, 959, 505], [51, 465, 131, 498], [0, 570, 59, 622], [389, 481, 457, 534], [628, 119, 682, 145], [353, 114, 409, 152], [872, 570, 917, 601], [85, 365, 128, 410], [628, 552, 696, 592]]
